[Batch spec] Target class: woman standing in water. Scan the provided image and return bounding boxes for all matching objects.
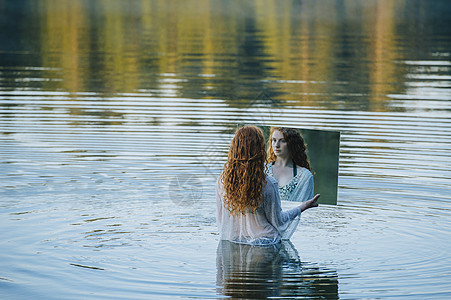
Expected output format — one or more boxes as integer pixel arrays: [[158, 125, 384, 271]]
[[216, 125, 319, 245], [266, 127, 314, 202]]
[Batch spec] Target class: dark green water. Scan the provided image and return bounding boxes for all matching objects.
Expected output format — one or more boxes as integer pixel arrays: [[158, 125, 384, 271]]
[[1, 1, 450, 299]]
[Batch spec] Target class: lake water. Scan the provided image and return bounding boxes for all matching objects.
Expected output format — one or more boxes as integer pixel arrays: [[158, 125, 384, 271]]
[[1, 1, 450, 299]]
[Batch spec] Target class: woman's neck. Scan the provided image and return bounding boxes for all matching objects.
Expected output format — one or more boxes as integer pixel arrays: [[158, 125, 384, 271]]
[[274, 156, 293, 167]]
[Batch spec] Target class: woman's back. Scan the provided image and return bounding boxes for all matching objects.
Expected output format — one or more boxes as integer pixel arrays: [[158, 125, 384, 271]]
[[216, 175, 301, 245]]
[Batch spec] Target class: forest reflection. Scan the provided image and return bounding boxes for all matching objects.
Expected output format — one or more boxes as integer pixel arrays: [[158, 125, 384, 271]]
[[1, 0, 449, 111]]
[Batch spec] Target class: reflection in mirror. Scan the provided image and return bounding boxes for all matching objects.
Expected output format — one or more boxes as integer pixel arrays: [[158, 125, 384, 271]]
[[232, 124, 340, 204], [262, 126, 340, 205], [216, 240, 338, 299]]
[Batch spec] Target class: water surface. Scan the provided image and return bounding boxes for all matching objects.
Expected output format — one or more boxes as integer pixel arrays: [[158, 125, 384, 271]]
[[1, 1, 451, 299]]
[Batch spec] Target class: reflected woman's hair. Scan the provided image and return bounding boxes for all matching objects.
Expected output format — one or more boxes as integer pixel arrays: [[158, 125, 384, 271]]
[[216, 240, 339, 299]]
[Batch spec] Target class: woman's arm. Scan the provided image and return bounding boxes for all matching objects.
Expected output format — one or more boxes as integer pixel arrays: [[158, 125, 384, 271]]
[[299, 194, 320, 212], [215, 180, 223, 228], [264, 177, 301, 228]]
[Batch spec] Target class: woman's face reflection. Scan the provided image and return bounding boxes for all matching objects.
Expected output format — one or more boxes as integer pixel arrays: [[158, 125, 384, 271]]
[[271, 129, 289, 159], [216, 241, 339, 299]]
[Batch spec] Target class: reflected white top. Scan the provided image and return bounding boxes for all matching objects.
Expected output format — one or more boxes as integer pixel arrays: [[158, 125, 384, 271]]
[[216, 176, 301, 245], [266, 164, 314, 202]]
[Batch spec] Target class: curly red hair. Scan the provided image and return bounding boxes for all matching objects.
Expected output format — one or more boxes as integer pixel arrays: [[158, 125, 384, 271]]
[[266, 127, 311, 171], [220, 125, 267, 215]]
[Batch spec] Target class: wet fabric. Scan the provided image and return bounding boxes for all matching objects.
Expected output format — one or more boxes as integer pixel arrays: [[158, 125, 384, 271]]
[[216, 176, 301, 245]]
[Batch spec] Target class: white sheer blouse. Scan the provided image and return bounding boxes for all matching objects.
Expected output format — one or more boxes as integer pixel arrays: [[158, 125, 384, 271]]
[[216, 176, 301, 245], [266, 164, 314, 202]]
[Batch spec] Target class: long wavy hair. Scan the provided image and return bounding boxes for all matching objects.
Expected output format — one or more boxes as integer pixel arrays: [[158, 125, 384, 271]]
[[220, 125, 267, 215], [266, 127, 311, 171]]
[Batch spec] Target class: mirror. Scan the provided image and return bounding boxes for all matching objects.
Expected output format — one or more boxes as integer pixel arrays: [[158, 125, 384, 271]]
[[241, 125, 340, 205]]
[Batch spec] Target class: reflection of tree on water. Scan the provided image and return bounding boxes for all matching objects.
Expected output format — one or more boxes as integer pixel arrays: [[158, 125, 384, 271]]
[[216, 240, 338, 299]]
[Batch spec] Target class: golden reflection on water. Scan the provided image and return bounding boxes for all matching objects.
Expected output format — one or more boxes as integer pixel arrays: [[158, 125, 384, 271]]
[[10, 0, 441, 113]]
